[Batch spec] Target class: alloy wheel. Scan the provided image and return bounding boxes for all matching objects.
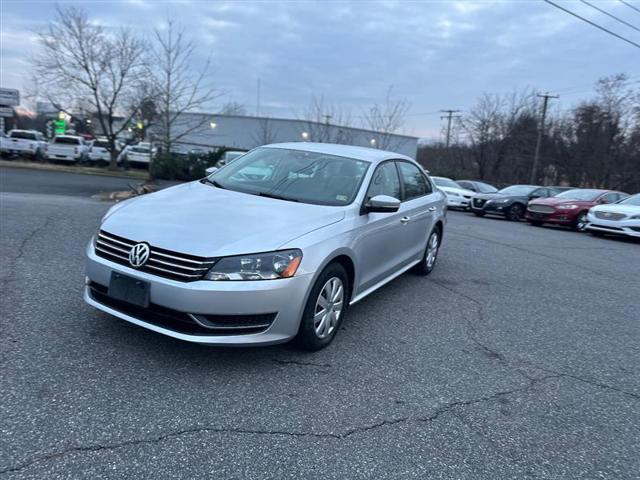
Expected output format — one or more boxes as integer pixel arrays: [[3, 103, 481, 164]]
[[313, 277, 344, 339], [509, 204, 523, 221], [576, 213, 588, 232], [426, 231, 439, 268]]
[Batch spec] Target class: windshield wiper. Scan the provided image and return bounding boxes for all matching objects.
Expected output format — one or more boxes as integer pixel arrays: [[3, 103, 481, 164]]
[[202, 177, 226, 189], [257, 191, 299, 202]]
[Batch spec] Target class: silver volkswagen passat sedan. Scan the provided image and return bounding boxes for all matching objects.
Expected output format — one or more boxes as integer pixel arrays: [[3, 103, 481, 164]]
[[84, 143, 447, 350]]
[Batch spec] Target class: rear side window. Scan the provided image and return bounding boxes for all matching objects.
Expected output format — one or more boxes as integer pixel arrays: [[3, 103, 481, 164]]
[[10, 131, 36, 140], [367, 162, 401, 200], [54, 137, 80, 145], [397, 162, 431, 201]]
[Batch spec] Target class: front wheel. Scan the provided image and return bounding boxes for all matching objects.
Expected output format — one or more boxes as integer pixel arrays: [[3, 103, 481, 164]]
[[574, 212, 589, 232], [506, 204, 524, 221], [294, 263, 348, 351], [414, 227, 441, 276]]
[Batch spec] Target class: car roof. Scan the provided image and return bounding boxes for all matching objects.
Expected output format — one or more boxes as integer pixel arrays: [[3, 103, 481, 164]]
[[264, 142, 414, 163]]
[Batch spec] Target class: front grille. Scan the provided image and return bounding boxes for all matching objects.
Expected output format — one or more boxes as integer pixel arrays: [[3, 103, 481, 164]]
[[88, 282, 276, 335], [528, 205, 555, 214], [473, 198, 486, 208], [594, 211, 626, 221], [95, 230, 216, 282]]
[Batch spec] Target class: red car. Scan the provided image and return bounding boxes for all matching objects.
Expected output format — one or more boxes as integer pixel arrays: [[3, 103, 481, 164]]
[[526, 189, 629, 231]]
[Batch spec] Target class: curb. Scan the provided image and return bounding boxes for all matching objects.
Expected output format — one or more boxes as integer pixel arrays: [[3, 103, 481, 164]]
[[0, 159, 149, 180]]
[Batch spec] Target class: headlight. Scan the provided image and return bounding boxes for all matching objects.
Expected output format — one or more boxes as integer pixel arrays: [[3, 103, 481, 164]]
[[204, 249, 302, 281], [449, 192, 461, 198], [558, 204, 579, 210], [630, 214, 640, 220]]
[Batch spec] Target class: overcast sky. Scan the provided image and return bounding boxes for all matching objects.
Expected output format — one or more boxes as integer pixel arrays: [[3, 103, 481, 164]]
[[1, 0, 638, 139]]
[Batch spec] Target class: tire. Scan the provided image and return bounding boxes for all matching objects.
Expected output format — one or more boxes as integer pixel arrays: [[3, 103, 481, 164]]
[[506, 203, 524, 221], [574, 211, 589, 232], [414, 226, 441, 276], [473, 211, 486, 217], [529, 220, 543, 227], [294, 262, 348, 351]]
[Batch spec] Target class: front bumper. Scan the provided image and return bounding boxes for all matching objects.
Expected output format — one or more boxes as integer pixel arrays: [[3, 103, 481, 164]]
[[446, 196, 470, 209], [525, 209, 578, 226], [84, 242, 315, 345], [586, 214, 640, 238], [470, 201, 509, 215]]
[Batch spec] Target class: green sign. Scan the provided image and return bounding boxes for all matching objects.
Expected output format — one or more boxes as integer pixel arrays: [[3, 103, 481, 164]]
[[54, 120, 66, 135]]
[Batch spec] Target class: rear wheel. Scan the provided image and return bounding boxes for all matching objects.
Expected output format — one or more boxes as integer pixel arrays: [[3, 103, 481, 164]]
[[294, 263, 348, 351], [574, 212, 589, 232], [506, 203, 524, 221], [414, 227, 441, 276]]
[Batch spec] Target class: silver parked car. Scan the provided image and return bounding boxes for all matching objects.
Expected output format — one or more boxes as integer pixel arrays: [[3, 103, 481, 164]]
[[85, 143, 447, 350]]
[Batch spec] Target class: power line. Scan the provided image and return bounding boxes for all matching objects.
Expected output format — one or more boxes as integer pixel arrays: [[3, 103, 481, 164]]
[[543, 0, 640, 49], [580, 0, 640, 33], [618, 0, 640, 15]]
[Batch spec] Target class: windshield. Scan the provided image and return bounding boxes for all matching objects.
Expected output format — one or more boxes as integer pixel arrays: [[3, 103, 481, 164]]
[[210, 147, 369, 206], [555, 189, 604, 201], [620, 194, 640, 206], [54, 136, 80, 145], [94, 140, 109, 148], [498, 185, 537, 196], [432, 177, 460, 189], [10, 131, 37, 140], [477, 182, 498, 193]]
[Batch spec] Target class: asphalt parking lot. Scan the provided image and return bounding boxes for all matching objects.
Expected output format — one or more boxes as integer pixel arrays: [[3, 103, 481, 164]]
[[1, 168, 639, 479]]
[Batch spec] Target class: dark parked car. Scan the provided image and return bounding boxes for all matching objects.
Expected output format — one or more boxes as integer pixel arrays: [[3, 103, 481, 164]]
[[470, 185, 570, 221], [526, 189, 629, 231], [456, 180, 498, 194]]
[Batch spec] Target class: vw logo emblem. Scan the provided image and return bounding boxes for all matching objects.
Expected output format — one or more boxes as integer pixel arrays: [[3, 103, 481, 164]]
[[129, 242, 150, 268]]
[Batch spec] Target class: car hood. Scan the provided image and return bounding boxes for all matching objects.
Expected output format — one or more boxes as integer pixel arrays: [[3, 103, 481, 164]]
[[590, 203, 640, 215], [101, 181, 346, 257], [438, 186, 475, 196], [529, 197, 595, 207]]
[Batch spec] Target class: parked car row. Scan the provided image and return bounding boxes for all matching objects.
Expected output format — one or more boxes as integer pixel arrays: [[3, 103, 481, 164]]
[[433, 176, 638, 240]]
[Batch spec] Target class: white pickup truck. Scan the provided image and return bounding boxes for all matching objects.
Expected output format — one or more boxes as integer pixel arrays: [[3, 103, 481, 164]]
[[88, 137, 112, 164], [47, 135, 89, 163], [1, 130, 48, 159]]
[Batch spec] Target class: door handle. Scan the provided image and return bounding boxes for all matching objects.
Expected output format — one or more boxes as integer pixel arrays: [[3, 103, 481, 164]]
[[400, 216, 410, 224], [428, 206, 437, 212]]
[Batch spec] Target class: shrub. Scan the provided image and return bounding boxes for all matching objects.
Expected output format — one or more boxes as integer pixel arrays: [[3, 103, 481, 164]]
[[149, 149, 226, 181]]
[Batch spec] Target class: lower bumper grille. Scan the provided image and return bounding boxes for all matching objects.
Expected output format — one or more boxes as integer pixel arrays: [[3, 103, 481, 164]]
[[473, 199, 486, 208], [88, 282, 276, 336], [528, 205, 555, 214]]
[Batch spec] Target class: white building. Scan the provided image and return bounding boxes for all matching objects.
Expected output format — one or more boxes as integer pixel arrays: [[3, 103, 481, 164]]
[[150, 113, 418, 158]]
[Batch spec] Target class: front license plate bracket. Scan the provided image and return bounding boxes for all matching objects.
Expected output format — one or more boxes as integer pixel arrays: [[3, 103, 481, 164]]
[[108, 272, 150, 308]]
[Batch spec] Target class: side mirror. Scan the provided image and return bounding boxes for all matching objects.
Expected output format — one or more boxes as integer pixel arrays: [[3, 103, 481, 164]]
[[363, 195, 401, 214], [205, 166, 218, 176]]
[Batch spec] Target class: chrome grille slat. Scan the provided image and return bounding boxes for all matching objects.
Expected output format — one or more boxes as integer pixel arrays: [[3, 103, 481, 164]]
[[95, 230, 216, 282], [528, 205, 555, 214], [594, 211, 625, 221]]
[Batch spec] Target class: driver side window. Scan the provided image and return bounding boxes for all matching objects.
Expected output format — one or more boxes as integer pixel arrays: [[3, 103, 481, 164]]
[[366, 162, 401, 201]]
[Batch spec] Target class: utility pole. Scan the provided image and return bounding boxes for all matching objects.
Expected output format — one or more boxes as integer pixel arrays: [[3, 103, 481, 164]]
[[530, 92, 558, 184], [440, 110, 461, 148], [256, 78, 261, 117]]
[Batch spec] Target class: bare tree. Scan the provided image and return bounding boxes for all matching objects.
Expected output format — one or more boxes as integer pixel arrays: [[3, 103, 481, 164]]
[[362, 86, 410, 150], [251, 117, 279, 146], [219, 101, 247, 116], [32, 6, 148, 168], [149, 19, 222, 154], [298, 94, 355, 143]]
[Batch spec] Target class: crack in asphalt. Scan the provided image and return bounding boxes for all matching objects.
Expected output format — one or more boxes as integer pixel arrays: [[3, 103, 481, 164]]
[[447, 230, 636, 284], [272, 359, 332, 368], [0, 215, 55, 289], [0, 375, 562, 476], [429, 279, 639, 400]]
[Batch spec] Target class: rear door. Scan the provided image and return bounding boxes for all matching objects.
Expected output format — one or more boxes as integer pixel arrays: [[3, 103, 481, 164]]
[[395, 161, 439, 264]]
